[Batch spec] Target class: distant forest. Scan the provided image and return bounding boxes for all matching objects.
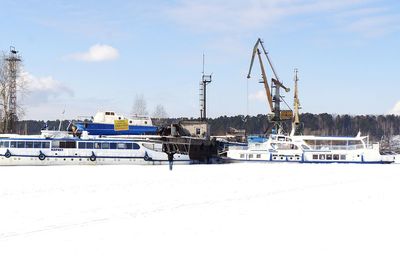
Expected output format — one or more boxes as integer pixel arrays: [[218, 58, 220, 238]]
[[14, 113, 400, 141]]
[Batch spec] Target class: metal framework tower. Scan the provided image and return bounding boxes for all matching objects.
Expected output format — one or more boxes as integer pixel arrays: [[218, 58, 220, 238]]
[[5, 46, 21, 133], [199, 54, 212, 121]]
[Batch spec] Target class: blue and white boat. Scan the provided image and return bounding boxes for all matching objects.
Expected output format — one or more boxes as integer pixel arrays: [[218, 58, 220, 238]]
[[73, 111, 158, 136], [0, 130, 192, 166], [226, 133, 396, 164]]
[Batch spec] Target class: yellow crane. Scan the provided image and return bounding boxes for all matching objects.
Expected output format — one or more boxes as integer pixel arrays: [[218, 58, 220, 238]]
[[247, 38, 290, 133]]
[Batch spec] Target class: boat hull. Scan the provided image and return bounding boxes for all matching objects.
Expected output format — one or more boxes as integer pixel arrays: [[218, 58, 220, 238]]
[[0, 154, 192, 166], [74, 122, 158, 135]]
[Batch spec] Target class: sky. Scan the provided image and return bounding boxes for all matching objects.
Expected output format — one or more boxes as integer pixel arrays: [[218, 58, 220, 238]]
[[1, 0, 400, 120]]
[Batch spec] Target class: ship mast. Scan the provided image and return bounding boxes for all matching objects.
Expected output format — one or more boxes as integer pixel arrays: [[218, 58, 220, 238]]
[[290, 68, 301, 136]]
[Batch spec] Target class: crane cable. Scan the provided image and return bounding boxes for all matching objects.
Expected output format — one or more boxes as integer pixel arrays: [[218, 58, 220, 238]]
[[246, 78, 249, 118]]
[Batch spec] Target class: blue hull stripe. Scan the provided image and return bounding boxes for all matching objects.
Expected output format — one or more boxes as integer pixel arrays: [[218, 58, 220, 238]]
[[0, 153, 190, 162], [225, 158, 393, 164]]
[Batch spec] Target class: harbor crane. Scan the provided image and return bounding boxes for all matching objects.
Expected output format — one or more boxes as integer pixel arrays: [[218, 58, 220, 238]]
[[247, 38, 290, 133]]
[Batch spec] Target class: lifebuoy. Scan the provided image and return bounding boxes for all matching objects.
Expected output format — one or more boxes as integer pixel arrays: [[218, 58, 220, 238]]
[[143, 151, 152, 161], [90, 152, 96, 162], [4, 149, 11, 158], [38, 152, 46, 161]]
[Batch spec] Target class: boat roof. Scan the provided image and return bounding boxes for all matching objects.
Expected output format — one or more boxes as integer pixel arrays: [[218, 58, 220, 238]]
[[293, 135, 366, 141]]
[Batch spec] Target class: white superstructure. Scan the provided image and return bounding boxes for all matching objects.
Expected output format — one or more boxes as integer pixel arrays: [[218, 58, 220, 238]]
[[92, 111, 153, 126]]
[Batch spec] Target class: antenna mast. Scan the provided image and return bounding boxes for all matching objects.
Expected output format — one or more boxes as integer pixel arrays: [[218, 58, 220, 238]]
[[199, 54, 212, 121]]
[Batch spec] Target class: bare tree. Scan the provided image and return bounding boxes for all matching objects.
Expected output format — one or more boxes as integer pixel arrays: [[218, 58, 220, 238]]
[[152, 104, 168, 119], [131, 94, 148, 116]]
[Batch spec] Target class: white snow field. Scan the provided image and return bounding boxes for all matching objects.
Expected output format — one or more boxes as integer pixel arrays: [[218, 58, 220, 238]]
[[1, 163, 400, 266]]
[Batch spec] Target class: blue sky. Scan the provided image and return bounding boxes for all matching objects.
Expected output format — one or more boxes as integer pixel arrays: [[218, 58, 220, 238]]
[[1, 0, 400, 119]]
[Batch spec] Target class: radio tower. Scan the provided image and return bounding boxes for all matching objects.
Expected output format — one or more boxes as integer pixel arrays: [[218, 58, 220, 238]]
[[199, 54, 212, 121], [5, 46, 21, 133]]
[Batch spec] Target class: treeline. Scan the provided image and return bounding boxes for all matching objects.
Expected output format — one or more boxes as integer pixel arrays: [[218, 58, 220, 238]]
[[13, 113, 400, 141], [208, 113, 400, 141]]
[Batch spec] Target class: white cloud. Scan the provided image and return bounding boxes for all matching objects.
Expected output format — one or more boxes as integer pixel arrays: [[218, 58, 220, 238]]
[[165, 0, 399, 38], [249, 90, 267, 102], [20, 71, 73, 106], [389, 101, 400, 115], [67, 44, 119, 62], [346, 15, 400, 38]]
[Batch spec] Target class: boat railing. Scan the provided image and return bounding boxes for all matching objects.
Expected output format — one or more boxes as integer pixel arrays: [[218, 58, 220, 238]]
[[228, 145, 249, 151], [310, 144, 367, 150]]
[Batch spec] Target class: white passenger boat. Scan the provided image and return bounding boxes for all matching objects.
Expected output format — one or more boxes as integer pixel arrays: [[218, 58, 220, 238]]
[[0, 130, 192, 166], [226, 133, 395, 164]]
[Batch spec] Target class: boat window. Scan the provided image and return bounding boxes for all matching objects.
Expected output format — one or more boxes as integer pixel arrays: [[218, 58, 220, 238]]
[[319, 154, 325, 160], [333, 154, 339, 160], [42, 142, 50, 149], [132, 143, 140, 150], [126, 143, 133, 149], [249, 154, 253, 159], [240, 154, 245, 158], [301, 145, 310, 150], [340, 154, 346, 160], [26, 142, 34, 148], [86, 142, 94, 149], [78, 142, 86, 149], [110, 143, 117, 149], [94, 142, 101, 149], [17, 141, 25, 148], [102, 142, 110, 149], [0, 141, 9, 148], [326, 154, 332, 160], [256, 154, 261, 159], [272, 143, 297, 150], [59, 141, 76, 149], [117, 143, 126, 149], [10, 141, 17, 148], [312, 154, 318, 160], [52, 141, 60, 148], [33, 142, 41, 148], [105, 112, 110, 115], [348, 140, 362, 146], [110, 112, 115, 115]]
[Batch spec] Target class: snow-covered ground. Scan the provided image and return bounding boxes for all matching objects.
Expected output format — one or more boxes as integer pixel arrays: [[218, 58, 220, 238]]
[[1, 163, 400, 266]]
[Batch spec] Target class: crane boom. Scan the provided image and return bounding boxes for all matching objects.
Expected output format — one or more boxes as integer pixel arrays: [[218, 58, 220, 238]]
[[256, 49, 273, 112], [247, 39, 273, 112], [258, 39, 280, 81], [247, 38, 262, 79]]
